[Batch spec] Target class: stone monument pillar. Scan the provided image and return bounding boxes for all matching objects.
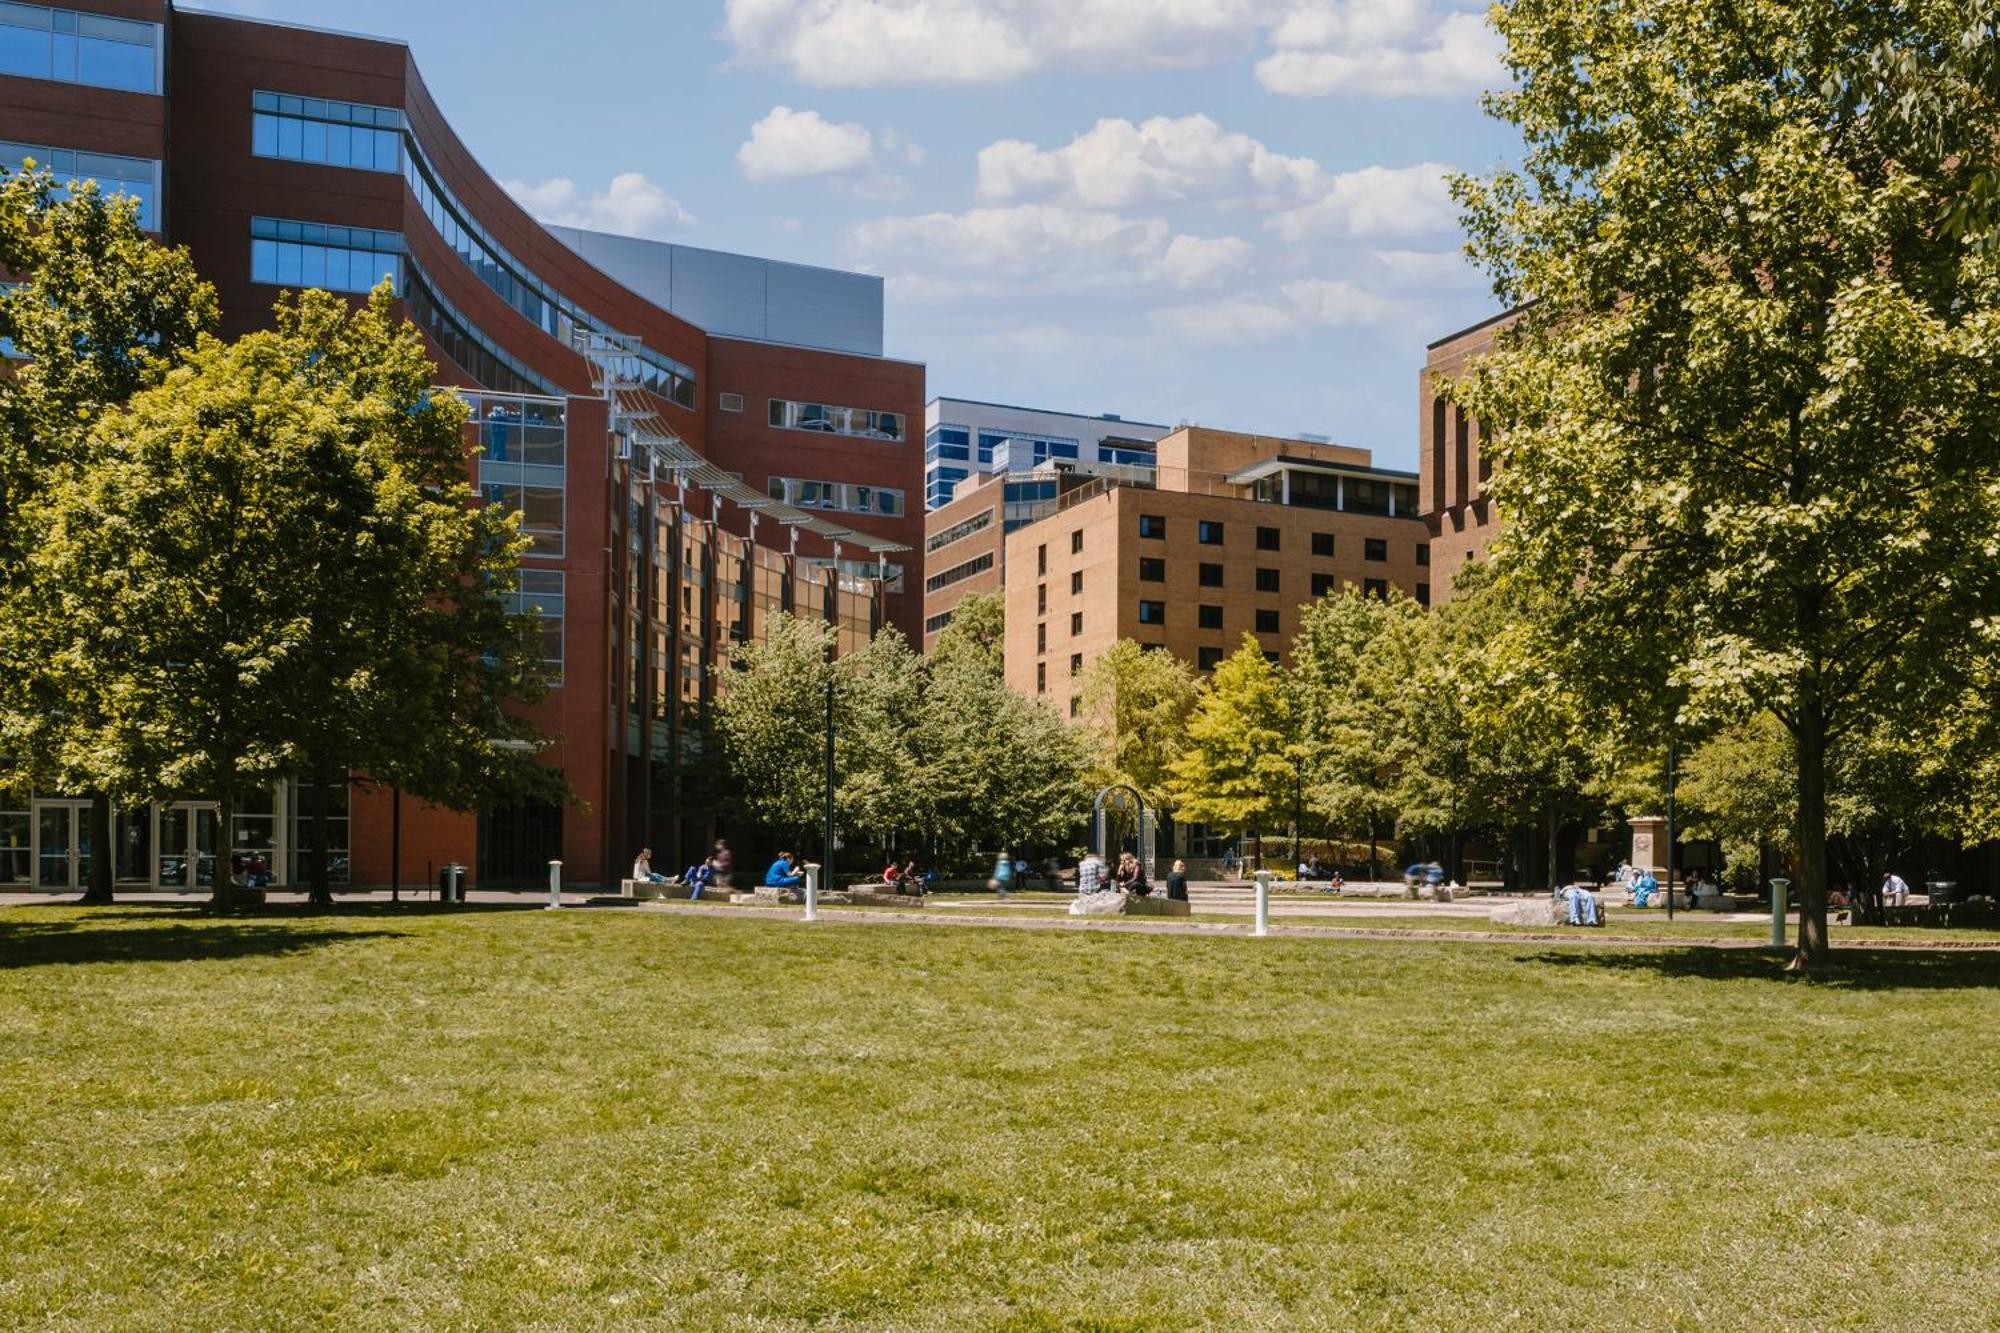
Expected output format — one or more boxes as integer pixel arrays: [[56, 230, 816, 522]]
[[1628, 816, 1667, 875]]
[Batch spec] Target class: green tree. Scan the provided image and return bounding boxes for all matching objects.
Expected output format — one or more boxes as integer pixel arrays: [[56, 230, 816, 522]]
[[20, 291, 547, 909], [715, 614, 839, 848], [1169, 637, 1298, 864], [930, 590, 1004, 675], [1292, 589, 1425, 875], [251, 288, 559, 902], [918, 647, 1090, 861], [1076, 639, 1198, 809], [0, 168, 217, 901], [1452, 0, 2000, 966]]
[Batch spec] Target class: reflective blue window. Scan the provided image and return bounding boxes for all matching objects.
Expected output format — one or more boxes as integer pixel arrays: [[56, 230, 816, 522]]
[[251, 90, 404, 173], [0, 4, 159, 93], [0, 141, 158, 228], [249, 217, 403, 295]]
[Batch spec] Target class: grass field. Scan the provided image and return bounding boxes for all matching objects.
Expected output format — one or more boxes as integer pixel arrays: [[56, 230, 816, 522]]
[[4, 905, 1998, 1330]]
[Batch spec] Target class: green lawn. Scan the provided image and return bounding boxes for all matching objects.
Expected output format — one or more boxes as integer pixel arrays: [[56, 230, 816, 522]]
[[4, 906, 1998, 1330]]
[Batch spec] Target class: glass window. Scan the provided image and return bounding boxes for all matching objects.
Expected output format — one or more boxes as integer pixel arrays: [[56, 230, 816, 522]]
[[1255, 568, 1280, 593], [1197, 646, 1223, 671], [0, 3, 158, 93], [1416, 543, 1430, 567], [1070, 610, 1082, 636], [1312, 532, 1334, 557], [1255, 609, 1280, 634], [1139, 514, 1165, 539], [1312, 572, 1336, 598], [768, 397, 905, 441], [249, 216, 401, 294], [0, 140, 159, 228], [1198, 604, 1222, 630], [1416, 583, 1431, 607], [1365, 538, 1388, 562], [507, 569, 566, 670], [1199, 562, 1223, 588], [1364, 578, 1389, 600], [1070, 529, 1084, 554], [252, 89, 403, 171], [1137, 600, 1166, 625], [1069, 653, 1083, 677], [1138, 557, 1165, 582], [1346, 479, 1393, 516], [924, 552, 993, 593], [1070, 570, 1083, 595], [1198, 520, 1224, 545], [1257, 526, 1280, 551]]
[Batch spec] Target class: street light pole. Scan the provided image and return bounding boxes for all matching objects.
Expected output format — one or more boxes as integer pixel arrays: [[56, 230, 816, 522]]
[[1665, 742, 1678, 921], [823, 657, 836, 887]]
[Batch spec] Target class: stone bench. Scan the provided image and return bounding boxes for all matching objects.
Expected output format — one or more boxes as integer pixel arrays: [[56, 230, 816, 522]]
[[621, 878, 727, 902], [1068, 891, 1192, 917]]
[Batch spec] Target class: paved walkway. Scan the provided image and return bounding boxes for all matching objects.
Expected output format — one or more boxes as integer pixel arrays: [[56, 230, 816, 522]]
[[6, 884, 1989, 952]]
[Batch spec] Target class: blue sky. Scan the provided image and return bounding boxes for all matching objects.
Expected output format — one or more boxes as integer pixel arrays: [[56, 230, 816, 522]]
[[197, 1, 1518, 469]]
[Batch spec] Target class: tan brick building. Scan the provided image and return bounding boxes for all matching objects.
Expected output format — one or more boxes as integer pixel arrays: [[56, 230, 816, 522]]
[[1418, 310, 1518, 597], [983, 426, 1431, 710]]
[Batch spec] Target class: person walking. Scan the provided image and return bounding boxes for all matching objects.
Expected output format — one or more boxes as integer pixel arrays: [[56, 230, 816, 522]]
[[710, 839, 734, 890], [1166, 859, 1189, 902], [991, 852, 1017, 899]]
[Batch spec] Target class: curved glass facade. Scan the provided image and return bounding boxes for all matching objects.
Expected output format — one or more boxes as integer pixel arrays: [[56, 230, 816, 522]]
[[401, 133, 696, 407]]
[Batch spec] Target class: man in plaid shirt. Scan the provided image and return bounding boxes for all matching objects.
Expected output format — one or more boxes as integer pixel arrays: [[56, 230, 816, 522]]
[[1077, 851, 1107, 895]]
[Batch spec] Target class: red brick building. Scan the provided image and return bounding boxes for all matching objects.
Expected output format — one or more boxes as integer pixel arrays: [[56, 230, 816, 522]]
[[0, 2, 923, 892], [1418, 310, 1516, 597]]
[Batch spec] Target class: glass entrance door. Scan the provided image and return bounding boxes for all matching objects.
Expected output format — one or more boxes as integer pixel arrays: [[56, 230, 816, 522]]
[[31, 802, 93, 891], [157, 805, 217, 890]]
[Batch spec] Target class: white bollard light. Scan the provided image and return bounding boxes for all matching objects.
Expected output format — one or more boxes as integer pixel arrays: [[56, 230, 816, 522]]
[[803, 862, 821, 922], [448, 863, 463, 903], [1253, 869, 1272, 937], [1769, 877, 1789, 949], [546, 859, 563, 911]]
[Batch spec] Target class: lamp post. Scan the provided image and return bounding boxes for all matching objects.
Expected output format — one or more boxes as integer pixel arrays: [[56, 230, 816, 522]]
[[1664, 742, 1678, 921], [823, 662, 835, 888]]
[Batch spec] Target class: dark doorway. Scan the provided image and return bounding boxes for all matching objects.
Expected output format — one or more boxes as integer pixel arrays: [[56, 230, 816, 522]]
[[478, 800, 564, 887]]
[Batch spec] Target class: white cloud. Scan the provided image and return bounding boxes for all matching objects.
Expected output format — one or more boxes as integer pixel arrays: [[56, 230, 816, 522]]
[[1153, 277, 1397, 344], [738, 106, 877, 180], [724, 0, 1496, 98], [1256, 3, 1501, 98], [977, 114, 1325, 209], [1267, 162, 1456, 241], [847, 204, 1250, 294], [504, 173, 696, 239]]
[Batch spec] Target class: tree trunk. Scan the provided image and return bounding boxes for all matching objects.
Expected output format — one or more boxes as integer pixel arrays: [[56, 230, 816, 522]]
[[1546, 807, 1561, 893], [209, 782, 235, 912], [80, 793, 114, 904], [1367, 816, 1378, 882], [307, 767, 332, 906], [1790, 703, 1832, 971]]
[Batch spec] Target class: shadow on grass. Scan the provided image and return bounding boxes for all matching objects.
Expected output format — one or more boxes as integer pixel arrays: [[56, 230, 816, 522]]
[[1519, 946, 2000, 989], [0, 917, 406, 969]]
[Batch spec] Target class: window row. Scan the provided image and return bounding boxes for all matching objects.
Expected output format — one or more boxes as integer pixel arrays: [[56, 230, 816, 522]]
[[0, 141, 157, 229], [926, 506, 993, 552], [765, 475, 905, 517], [401, 131, 697, 408], [769, 397, 906, 442], [0, 2, 158, 94], [926, 423, 970, 462], [252, 94, 403, 173], [924, 609, 955, 634], [404, 261, 560, 399], [925, 551, 994, 594], [250, 217, 404, 295]]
